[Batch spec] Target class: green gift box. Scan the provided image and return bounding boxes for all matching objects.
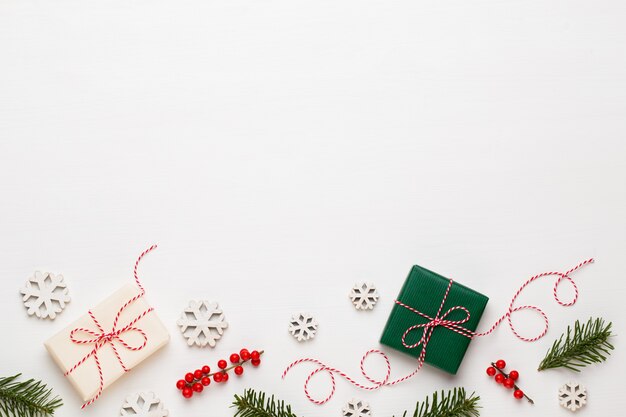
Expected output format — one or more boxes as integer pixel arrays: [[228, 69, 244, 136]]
[[380, 265, 489, 374]]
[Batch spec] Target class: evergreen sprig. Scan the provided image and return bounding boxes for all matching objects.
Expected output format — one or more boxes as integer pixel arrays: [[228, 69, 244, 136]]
[[0, 374, 63, 417], [232, 389, 300, 417], [538, 317, 614, 372], [396, 387, 480, 417]]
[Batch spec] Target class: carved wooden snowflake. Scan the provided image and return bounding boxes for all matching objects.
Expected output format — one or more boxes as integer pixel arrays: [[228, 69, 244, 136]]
[[559, 382, 587, 412], [342, 398, 372, 417], [288, 312, 318, 342], [20, 271, 70, 319], [349, 282, 379, 310], [176, 300, 228, 347], [120, 392, 168, 417]]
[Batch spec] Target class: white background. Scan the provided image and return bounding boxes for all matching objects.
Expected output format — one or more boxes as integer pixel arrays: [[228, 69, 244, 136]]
[[0, 1, 625, 416]]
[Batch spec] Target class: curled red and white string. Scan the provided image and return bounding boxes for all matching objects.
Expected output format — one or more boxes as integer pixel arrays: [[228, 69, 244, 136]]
[[64, 245, 158, 409], [282, 258, 594, 404]]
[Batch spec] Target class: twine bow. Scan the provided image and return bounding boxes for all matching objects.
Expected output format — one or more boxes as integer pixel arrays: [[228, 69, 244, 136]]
[[395, 279, 475, 364], [63, 245, 157, 409]]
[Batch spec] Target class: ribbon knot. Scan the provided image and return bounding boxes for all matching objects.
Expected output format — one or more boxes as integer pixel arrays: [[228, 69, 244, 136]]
[[395, 279, 475, 363], [429, 318, 442, 326], [69, 318, 149, 352]]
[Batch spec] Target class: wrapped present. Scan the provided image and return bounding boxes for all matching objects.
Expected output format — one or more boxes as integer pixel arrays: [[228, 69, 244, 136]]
[[44, 247, 169, 407], [380, 264, 489, 374]]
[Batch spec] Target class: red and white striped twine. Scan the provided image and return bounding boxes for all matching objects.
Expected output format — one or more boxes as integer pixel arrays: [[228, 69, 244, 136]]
[[282, 258, 594, 404], [64, 245, 158, 409]]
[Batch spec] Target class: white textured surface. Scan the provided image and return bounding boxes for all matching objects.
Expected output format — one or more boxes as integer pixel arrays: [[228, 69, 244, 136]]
[[559, 381, 587, 412], [0, 1, 624, 416], [120, 391, 169, 417], [349, 282, 379, 310], [288, 312, 319, 342], [20, 271, 71, 319], [176, 300, 228, 347]]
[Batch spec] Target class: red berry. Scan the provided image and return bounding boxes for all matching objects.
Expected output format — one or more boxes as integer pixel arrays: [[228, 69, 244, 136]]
[[503, 378, 515, 389], [192, 382, 203, 392], [251, 358, 261, 367], [514, 389, 524, 399], [218, 360, 228, 369], [176, 379, 186, 390], [222, 372, 229, 382], [182, 387, 193, 398], [495, 360, 506, 369], [185, 373, 194, 383], [202, 365, 211, 374], [240, 349, 251, 361], [194, 369, 203, 379], [251, 350, 261, 360], [230, 353, 241, 363], [509, 370, 519, 381], [486, 366, 496, 376], [214, 372, 223, 383], [495, 374, 505, 384], [234, 366, 244, 375], [201, 376, 211, 386]]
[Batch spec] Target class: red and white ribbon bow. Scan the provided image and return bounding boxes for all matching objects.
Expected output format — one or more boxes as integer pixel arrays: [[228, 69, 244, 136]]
[[395, 278, 474, 361]]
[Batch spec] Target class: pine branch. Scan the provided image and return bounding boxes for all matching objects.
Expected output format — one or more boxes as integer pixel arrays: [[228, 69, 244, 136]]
[[396, 387, 480, 417], [232, 389, 300, 417], [0, 374, 63, 417], [538, 317, 614, 372]]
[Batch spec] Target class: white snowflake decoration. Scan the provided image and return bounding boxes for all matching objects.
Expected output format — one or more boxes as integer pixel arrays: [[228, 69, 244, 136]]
[[349, 282, 379, 310], [559, 382, 587, 412], [19, 271, 70, 319], [176, 300, 228, 347], [288, 312, 318, 342], [120, 392, 168, 417], [342, 398, 372, 417]]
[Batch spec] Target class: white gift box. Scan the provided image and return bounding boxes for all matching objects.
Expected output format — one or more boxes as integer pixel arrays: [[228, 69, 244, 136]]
[[45, 283, 170, 403]]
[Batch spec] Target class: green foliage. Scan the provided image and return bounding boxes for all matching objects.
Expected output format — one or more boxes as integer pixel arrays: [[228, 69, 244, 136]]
[[0, 374, 63, 417], [396, 388, 480, 417], [538, 317, 614, 372], [233, 388, 479, 417], [232, 389, 300, 417]]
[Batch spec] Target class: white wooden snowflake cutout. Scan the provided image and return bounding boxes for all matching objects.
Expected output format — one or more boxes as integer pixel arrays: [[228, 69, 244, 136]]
[[342, 398, 372, 417], [288, 312, 318, 342], [559, 382, 587, 412], [177, 300, 228, 347], [349, 282, 379, 310], [120, 392, 168, 417], [19, 271, 70, 319]]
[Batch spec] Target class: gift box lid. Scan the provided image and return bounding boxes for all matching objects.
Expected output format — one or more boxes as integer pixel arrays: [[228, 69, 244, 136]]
[[380, 265, 489, 374]]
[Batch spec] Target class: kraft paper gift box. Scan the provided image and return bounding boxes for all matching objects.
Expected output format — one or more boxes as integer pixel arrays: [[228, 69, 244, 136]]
[[380, 265, 489, 374], [45, 283, 170, 403]]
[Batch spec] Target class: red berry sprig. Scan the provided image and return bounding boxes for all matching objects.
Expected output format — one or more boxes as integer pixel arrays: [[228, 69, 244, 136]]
[[485, 359, 533, 404], [176, 349, 264, 399]]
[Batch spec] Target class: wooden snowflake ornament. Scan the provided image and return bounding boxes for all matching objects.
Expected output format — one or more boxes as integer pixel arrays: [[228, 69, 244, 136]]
[[120, 392, 168, 417], [342, 398, 372, 417], [559, 382, 587, 412], [349, 282, 379, 310], [288, 313, 318, 342], [20, 271, 70, 319], [177, 300, 228, 347]]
